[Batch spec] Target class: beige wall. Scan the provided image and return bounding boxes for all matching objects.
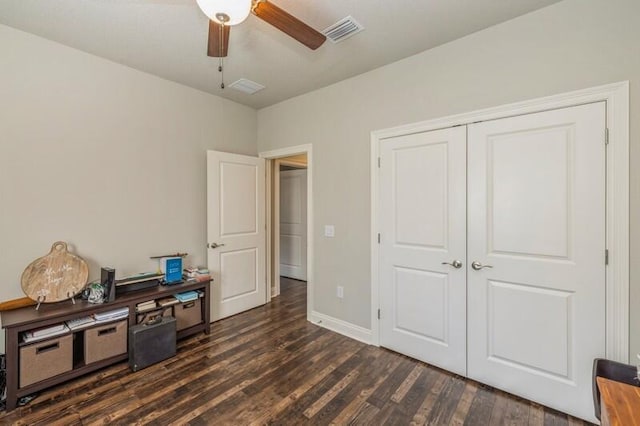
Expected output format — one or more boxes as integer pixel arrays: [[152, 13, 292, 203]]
[[0, 25, 257, 350], [257, 0, 640, 359]]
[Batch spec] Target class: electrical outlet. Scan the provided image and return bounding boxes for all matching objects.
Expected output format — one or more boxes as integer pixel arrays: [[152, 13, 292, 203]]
[[337, 285, 344, 299]]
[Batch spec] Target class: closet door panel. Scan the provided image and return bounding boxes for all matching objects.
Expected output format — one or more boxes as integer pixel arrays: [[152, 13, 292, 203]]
[[467, 102, 606, 422], [379, 126, 467, 375]]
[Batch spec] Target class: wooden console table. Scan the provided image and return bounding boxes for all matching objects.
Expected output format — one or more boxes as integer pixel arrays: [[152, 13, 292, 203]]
[[1, 280, 211, 411], [597, 376, 640, 425]]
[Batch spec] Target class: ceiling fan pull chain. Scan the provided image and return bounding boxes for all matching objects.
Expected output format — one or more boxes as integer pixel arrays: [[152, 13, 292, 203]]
[[219, 22, 225, 89], [219, 56, 224, 89]]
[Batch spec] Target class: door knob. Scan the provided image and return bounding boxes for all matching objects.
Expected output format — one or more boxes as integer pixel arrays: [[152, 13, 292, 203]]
[[441, 260, 462, 269], [471, 261, 492, 271], [207, 242, 225, 249]]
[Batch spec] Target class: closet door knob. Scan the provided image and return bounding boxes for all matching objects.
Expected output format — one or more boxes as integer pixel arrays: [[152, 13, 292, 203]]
[[208, 242, 225, 249], [442, 260, 462, 269], [471, 261, 492, 271]]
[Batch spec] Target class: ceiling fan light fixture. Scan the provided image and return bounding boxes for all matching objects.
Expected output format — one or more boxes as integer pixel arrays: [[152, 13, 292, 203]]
[[196, 0, 252, 26]]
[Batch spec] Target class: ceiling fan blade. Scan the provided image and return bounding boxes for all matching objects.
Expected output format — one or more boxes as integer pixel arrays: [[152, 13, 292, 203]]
[[253, 1, 326, 50], [207, 20, 230, 57]]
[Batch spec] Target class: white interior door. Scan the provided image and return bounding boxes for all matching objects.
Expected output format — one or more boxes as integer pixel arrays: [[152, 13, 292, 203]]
[[467, 102, 606, 421], [279, 168, 307, 281], [207, 151, 266, 321], [379, 126, 467, 376]]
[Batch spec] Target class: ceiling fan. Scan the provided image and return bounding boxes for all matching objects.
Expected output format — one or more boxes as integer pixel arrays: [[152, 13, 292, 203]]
[[197, 0, 327, 58]]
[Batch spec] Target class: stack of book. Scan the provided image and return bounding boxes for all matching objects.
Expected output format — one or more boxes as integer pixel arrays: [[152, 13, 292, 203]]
[[22, 323, 70, 344], [175, 291, 199, 303], [136, 300, 157, 313], [183, 267, 211, 283], [94, 307, 129, 323], [157, 296, 179, 307], [66, 316, 97, 330]]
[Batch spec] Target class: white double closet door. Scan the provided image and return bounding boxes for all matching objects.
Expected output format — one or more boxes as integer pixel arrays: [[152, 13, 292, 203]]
[[379, 102, 606, 420]]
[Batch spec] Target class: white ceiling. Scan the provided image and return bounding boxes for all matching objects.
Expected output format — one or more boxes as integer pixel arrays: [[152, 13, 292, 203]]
[[0, 0, 563, 109]]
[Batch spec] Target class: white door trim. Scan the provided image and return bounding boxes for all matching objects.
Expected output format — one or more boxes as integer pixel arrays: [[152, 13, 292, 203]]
[[270, 159, 307, 296], [272, 159, 282, 297], [260, 144, 314, 319], [370, 81, 630, 362]]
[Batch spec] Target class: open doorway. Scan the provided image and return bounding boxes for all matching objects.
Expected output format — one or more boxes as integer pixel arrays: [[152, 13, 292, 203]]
[[260, 145, 313, 317], [278, 157, 307, 284]]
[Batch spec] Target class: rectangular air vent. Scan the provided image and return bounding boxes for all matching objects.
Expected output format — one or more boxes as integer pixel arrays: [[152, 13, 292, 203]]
[[228, 78, 265, 95], [322, 16, 364, 43]]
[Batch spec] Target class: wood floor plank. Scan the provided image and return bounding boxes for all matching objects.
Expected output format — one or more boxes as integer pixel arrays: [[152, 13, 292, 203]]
[[424, 374, 467, 425], [0, 278, 592, 425], [450, 381, 496, 425], [529, 403, 546, 426], [503, 395, 531, 425], [270, 365, 349, 423], [376, 368, 439, 424], [348, 401, 381, 425], [391, 364, 425, 403], [449, 381, 479, 425], [306, 346, 389, 424], [366, 356, 417, 409], [303, 368, 360, 419], [248, 363, 342, 425], [327, 348, 402, 425], [544, 407, 571, 426], [407, 372, 448, 425], [489, 390, 511, 424]]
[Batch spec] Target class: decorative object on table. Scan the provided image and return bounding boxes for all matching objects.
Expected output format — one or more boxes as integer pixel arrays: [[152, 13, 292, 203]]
[[21, 241, 89, 309], [101, 267, 116, 302], [149, 252, 188, 260], [150, 253, 187, 285], [162, 257, 183, 284], [0, 297, 36, 312], [87, 282, 105, 304]]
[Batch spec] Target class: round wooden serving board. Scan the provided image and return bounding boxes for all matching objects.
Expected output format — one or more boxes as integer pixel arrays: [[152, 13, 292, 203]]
[[21, 241, 89, 303]]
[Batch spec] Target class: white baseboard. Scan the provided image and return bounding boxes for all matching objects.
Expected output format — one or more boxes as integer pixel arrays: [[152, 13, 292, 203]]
[[308, 311, 372, 345]]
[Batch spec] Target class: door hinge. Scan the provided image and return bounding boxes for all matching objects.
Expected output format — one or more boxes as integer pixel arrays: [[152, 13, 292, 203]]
[[377, 233, 380, 244], [377, 309, 381, 320], [605, 128, 610, 145], [605, 249, 609, 265], [378, 157, 381, 168]]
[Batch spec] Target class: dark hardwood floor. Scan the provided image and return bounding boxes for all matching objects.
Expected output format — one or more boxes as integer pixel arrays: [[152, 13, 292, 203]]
[[1, 278, 592, 425]]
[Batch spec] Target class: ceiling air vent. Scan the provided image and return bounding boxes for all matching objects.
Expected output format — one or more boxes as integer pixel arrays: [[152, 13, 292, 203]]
[[228, 78, 265, 95], [322, 16, 364, 43]]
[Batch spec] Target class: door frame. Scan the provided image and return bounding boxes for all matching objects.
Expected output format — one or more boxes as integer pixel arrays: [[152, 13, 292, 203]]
[[260, 144, 313, 318], [370, 81, 630, 362]]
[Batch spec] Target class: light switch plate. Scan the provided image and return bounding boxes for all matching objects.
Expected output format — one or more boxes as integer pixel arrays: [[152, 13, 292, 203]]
[[324, 225, 335, 237]]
